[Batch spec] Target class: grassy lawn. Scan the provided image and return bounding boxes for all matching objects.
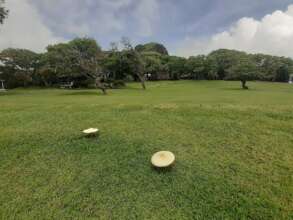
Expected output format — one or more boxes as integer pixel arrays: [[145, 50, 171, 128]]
[[0, 80, 293, 219]]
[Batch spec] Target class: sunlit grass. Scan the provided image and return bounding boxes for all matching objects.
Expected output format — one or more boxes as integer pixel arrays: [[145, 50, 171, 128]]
[[0, 81, 293, 219]]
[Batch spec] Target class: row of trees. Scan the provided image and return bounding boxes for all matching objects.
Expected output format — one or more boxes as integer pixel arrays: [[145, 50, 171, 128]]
[[1, 38, 293, 92], [141, 48, 293, 89], [0, 38, 147, 94]]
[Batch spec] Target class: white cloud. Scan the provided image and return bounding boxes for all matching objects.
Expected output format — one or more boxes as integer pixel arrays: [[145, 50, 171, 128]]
[[0, 0, 64, 52], [177, 5, 293, 58], [0, 0, 160, 52], [29, 0, 159, 39], [134, 0, 159, 37]]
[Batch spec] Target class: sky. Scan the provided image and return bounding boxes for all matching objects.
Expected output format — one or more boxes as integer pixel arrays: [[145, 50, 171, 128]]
[[1, 0, 293, 57]]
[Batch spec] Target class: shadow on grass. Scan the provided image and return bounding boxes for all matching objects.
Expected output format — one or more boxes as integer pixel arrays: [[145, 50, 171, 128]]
[[60, 91, 104, 96], [221, 87, 255, 91], [74, 133, 100, 141], [58, 87, 146, 96], [122, 86, 146, 91], [0, 91, 21, 96], [151, 165, 175, 173]]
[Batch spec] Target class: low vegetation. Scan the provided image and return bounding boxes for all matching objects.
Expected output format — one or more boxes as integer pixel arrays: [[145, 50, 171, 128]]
[[0, 81, 293, 219]]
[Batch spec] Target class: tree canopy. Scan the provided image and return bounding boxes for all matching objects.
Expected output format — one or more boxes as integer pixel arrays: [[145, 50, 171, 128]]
[[44, 38, 107, 93], [120, 38, 146, 89], [225, 56, 258, 89], [184, 55, 207, 79], [0, 0, 8, 24], [0, 48, 39, 87]]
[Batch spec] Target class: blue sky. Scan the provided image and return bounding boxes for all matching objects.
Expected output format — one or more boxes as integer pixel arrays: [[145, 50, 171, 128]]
[[1, 0, 293, 57]]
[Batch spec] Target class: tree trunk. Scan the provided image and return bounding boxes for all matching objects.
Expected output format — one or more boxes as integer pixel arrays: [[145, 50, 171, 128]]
[[241, 80, 248, 89], [92, 61, 107, 94], [137, 74, 146, 90], [95, 77, 107, 95], [42, 78, 50, 87]]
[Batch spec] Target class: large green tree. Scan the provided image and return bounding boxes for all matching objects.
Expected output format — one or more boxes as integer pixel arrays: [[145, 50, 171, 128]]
[[166, 56, 186, 80], [45, 43, 74, 78], [226, 56, 258, 89], [0, 48, 39, 88], [102, 43, 125, 82], [207, 49, 247, 79], [141, 52, 168, 80], [37, 44, 73, 87], [120, 37, 146, 89], [69, 38, 106, 93], [43, 38, 107, 94], [101, 39, 147, 89], [37, 53, 58, 87], [252, 54, 293, 82], [184, 55, 206, 79], [275, 65, 290, 82]]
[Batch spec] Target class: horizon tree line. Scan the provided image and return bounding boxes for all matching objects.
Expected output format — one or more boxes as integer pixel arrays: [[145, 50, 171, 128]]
[[1, 0, 293, 91], [1, 37, 293, 92]]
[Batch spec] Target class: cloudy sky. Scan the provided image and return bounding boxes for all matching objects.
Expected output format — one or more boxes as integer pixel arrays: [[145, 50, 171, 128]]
[[1, 0, 293, 57]]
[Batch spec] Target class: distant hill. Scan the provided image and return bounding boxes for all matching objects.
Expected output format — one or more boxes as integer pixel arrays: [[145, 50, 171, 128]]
[[135, 42, 169, 55]]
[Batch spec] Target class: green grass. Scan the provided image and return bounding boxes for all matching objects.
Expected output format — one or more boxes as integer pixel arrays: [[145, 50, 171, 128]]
[[0, 80, 293, 219]]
